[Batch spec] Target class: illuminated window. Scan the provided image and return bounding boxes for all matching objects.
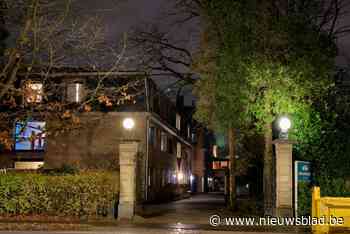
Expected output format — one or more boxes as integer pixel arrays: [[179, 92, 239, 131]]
[[15, 121, 46, 151], [177, 142, 181, 158], [176, 114, 181, 130], [26, 82, 43, 103], [67, 82, 84, 103], [213, 145, 218, 158], [161, 132, 168, 152]]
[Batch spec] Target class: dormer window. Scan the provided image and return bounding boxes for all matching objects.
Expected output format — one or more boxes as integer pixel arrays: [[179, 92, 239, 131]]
[[26, 82, 43, 103], [67, 82, 84, 103]]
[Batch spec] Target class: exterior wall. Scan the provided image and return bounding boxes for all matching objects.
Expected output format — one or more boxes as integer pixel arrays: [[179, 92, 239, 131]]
[[44, 111, 193, 203], [45, 112, 148, 202], [146, 117, 193, 201], [45, 112, 147, 169]]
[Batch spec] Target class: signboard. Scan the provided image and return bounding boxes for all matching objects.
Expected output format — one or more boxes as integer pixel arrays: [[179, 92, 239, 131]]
[[297, 161, 312, 182], [294, 161, 312, 217]]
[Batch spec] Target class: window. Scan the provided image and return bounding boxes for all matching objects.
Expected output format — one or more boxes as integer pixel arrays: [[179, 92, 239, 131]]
[[15, 121, 46, 151], [176, 142, 182, 158], [213, 145, 218, 158], [168, 137, 173, 154], [176, 113, 181, 130], [187, 125, 191, 138], [148, 127, 156, 145], [26, 82, 43, 103], [67, 82, 84, 103], [161, 132, 168, 152]]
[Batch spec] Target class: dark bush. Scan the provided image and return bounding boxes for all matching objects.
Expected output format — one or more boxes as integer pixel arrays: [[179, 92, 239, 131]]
[[297, 182, 312, 216]]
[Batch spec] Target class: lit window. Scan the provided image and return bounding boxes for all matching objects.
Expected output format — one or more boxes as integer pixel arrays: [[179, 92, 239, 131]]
[[26, 82, 43, 103], [67, 82, 84, 103], [161, 132, 168, 152], [176, 142, 181, 158], [213, 145, 218, 158], [176, 114, 181, 130], [221, 161, 228, 168], [15, 121, 46, 151]]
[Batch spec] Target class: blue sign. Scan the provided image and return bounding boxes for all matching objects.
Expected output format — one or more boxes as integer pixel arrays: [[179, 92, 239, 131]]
[[296, 161, 312, 182]]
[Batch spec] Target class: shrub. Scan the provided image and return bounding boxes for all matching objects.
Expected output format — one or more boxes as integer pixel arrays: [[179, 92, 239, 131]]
[[0, 172, 118, 217], [297, 182, 312, 216]]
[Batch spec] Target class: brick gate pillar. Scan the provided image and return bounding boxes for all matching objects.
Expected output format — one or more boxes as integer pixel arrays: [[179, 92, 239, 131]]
[[118, 141, 139, 220], [273, 139, 294, 217]]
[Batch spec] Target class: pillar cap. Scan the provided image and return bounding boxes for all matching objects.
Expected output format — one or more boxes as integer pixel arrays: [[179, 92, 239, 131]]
[[272, 139, 297, 145]]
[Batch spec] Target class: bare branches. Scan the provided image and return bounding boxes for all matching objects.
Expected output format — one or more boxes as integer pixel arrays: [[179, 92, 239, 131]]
[[167, 0, 202, 25], [131, 25, 196, 84], [0, 0, 138, 145]]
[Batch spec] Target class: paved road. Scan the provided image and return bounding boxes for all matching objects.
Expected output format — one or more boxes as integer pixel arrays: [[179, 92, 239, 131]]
[[137, 192, 229, 225]]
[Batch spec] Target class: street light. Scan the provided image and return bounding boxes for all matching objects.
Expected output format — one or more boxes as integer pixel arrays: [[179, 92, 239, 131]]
[[122, 118, 135, 130], [278, 116, 291, 139]]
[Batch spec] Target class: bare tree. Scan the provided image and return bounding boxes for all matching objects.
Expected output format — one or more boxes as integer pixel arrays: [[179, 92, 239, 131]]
[[0, 0, 137, 150]]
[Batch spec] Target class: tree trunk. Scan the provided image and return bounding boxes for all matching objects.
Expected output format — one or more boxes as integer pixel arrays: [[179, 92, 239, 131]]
[[228, 127, 236, 209], [263, 123, 274, 215]]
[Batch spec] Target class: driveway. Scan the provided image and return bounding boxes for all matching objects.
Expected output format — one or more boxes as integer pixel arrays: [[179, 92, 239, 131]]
[[136, 192, 228, 225]]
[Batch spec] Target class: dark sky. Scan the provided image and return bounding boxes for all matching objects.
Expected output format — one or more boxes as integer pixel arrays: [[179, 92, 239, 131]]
[[77, 0, 350, 105], [80, 0, 350, 66], [77, 0, 198, 105]]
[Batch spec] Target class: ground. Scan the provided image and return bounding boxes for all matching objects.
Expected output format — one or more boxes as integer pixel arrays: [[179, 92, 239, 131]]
[[0, 193, 310, 233], [135, 192, 230, 225]]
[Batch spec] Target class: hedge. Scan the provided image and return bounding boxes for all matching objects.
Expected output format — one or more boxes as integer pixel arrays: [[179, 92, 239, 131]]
[[297, 182, 312, 216], [0, 172, 118, 217]]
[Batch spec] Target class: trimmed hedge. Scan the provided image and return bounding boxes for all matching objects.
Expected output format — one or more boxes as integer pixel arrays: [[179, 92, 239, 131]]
[[0, 172, 118, 217]]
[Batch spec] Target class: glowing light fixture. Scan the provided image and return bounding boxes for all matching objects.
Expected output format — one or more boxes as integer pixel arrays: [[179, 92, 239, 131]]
[[122, 118, 135, 130], [279, 117, 291, 132], [190, 174, 194, 182], [278, 116, 291, 139], [177, 172, 184, 181]]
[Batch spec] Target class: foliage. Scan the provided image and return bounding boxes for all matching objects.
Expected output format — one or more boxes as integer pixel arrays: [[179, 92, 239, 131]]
[[194, 0, 337, 133], [0, 172, 118, 217], [39, 164, 80, 175], [297, 182, 312, 216]]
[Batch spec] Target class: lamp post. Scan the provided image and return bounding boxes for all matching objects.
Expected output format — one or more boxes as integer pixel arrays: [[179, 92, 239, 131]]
[[118, 117, 138, 221], [273, 116, 294, 217]]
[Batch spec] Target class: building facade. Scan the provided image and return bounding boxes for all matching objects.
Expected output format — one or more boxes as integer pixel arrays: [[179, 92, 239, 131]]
[[0, 70, 195, 204]]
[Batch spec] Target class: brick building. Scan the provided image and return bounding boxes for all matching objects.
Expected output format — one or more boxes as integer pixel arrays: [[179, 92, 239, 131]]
[[0, 69, 195, 203]]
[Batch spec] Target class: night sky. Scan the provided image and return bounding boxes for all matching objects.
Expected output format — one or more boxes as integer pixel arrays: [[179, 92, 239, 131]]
[[75, 0, 198, 104], [79, 0, 350, 66]]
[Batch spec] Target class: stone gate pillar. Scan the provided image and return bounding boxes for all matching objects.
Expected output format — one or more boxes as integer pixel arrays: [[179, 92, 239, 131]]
[[118, 141, 139, 220], [273, 139, 294, 217]]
